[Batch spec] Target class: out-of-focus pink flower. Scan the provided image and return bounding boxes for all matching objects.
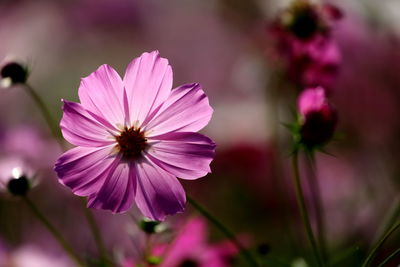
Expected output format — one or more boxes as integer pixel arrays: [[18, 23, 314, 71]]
[[154, 218, 237, 267], [0, 244, 73, 267], [0, 125, 60, 170], [0, 125, 60, 195], [294, 36, 341, 90], [54, 51, 215, 221], [268, 0, 342, 90], [297, 87, 337, 147], [124, 218, 238, 267]]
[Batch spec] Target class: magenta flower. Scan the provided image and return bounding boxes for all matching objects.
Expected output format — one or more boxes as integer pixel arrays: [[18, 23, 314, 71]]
[[298, 87, 337, 147], [123, 218, 238, 267], [152, 218, 238, 267], [54, 51, 215, 221], [268, 0, 342, 90]]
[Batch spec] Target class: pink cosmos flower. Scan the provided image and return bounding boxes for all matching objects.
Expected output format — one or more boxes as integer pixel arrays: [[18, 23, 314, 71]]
[[54, 51, 215, 221]]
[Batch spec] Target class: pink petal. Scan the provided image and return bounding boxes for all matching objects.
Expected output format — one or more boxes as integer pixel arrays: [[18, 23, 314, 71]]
[[78, 64, 126, 127], [60, 100, 117, 147], [298, 87, 326, 115], [54, 145, 117, 196], [146, 132, 216, 180], [158, 218, 207, 266], [134, 157, 186, 221], [123, 51, 172, 127], [88, 161, 136, 213], [144, 83, 213, 137]]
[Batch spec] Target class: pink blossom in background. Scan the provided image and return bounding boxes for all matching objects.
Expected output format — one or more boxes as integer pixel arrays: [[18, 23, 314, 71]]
[[0, 125, 60, 170], [268, 0, 342, 90], [0, 126, 60, 194], [54, 51, 215, 221], [124, 218, 238, 267], [153, 218, 237, 267], [294, 36, 341, 90], [0, 244, 72, 267]]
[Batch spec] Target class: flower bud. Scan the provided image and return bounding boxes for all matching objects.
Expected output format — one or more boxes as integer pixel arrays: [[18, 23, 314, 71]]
[[298, 87, 337, 148], [0, 159, 34, 196], [138, 218, 163, 234], [7, 175, 30, 196], [0, 61, 28, 87]]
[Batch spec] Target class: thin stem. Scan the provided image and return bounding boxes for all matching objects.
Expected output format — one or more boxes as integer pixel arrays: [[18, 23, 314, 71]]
[[143, 233, 152, 266], [265, 70, 299, 255], [291, 151, 324, 267], [361, 221, 400, 267], [187, 195, 259, 267], [329, 245, 360, 267], [377, 247, 400, 267], [305, 153, 328, 263], [24, 84, 67, 150], [80, 199, 109, 266], [372, 196, 400, 246], [22, 196, 85, 267]]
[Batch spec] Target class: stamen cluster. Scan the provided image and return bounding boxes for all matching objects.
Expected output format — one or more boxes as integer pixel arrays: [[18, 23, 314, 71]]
[[116, 127, 147, 159]]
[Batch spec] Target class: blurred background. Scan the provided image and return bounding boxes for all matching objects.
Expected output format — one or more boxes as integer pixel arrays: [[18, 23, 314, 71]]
[[0, 0, 399, 266]]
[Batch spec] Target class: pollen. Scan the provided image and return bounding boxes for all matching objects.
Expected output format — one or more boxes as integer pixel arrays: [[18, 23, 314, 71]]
[[116, 127, 147, 159]]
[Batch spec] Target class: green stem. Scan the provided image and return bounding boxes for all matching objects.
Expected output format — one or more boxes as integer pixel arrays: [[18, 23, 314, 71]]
[[22, 196, 85, 266], [329, 245, 360, 267], [80, 199, 109, 266], [305, 153, 328, 263], [24, 84, 67, 150], [377, 247, 400, 267], [372, 196, 400, 246], [291, 151, 324, 267], [361, 221, 400, 267], [187, 195, 259, 267], [143, 233, 152, 266]]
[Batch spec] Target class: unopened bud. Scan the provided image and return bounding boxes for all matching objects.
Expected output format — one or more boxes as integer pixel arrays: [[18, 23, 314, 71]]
[[282, 0, 320, 39], [139, 218, 162, 234], [298, 87, 337, 148], [1, 61, 28, 87], [7, 175, 30, 196]]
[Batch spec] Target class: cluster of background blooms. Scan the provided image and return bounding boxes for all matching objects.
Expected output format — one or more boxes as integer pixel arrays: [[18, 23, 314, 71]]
[[268, 0, 342, 91], [0, 0, 399, 266]]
